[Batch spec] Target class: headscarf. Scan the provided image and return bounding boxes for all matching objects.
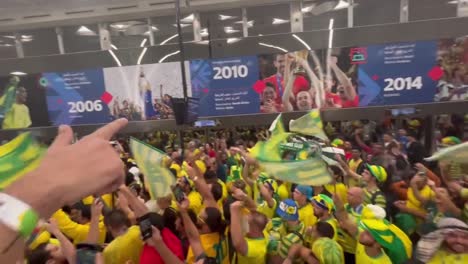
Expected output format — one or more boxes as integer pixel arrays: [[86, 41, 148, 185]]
[[416, 217, 468, 263]]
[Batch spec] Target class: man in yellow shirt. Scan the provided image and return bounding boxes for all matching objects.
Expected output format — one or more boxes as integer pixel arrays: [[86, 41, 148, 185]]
[[2, 87, 32, 129], [324, 166, 348, 204], [51, 202, 106, 244], [177, 176, 203, 215], [293, 185, 317, 228], [103, 209, 144, 264], [416, 217, 468, 264], [230, 200, 268, 264], [311, 194, 338, 241]]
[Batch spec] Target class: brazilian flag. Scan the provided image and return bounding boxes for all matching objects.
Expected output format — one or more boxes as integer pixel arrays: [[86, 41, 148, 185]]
[[289, 109, 328, 141], [129, 137, 175, 199], [249, 111, 331, 186], [269, 113, 285, 137], [425, 141, 468, 163], [0, 133, 45, 190]]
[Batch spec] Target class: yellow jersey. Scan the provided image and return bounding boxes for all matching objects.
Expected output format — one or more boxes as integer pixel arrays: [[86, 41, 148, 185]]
[[187, 190, 203, 216], [2, 103, 31, 129], [427, 249, 468, 264], [257, 199, 277, 219], [348, 159, 363, 187], [237, 237, 267, 264], [355, 243, 392, 264], [311, 237, 345, 264], [277, 183, 291, 201], [186, 232, 229, 264], [324, 183, 348, 204], [407, 185, 434, 214], [297, 203, 317, 228], [103, 225, 144, 264], [51, 209, 106, 245]]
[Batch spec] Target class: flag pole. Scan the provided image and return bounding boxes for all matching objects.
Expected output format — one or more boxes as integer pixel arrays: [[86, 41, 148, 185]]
[[175, 0, 187, 157]]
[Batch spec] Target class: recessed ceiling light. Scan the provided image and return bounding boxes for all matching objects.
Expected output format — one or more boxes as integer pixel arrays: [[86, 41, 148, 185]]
[[76, 26, 97, 36], [224, 26, 240, 34], [334, 0, 350, 10], [219, 14, 237, 20], [447, 0, 459, 4], [272, 18, 289, 25], [234, 20, 254, 27], [196, 40, 210, 45], [10, 71, 27, 76], [3, 35, 15, 39], [200, 28, 209, 37], [0, 43, 13, 47], [227, 38, 241, 44], [302, 4, 316, 13], [181, 14, 194, 23], [172, 23, 191, 28]]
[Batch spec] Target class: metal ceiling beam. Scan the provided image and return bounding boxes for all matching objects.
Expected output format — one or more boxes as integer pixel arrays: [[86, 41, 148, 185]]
[[0, 0, 297, 32]]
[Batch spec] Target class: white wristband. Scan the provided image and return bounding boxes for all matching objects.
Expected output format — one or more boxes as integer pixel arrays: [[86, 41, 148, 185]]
[[0, 193, 39, 237]]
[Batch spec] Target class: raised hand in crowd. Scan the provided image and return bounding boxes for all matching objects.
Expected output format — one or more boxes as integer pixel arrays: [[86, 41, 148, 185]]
[[0, 118, 128, 262]]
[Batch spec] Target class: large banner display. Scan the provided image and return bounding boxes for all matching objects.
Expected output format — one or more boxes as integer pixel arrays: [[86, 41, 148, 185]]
[[1, 35, 467, 129], [42, 69, 112, 126], [190, 56, 260, 117], [103, 62, 191, 121], [357, 41, 439, 106]]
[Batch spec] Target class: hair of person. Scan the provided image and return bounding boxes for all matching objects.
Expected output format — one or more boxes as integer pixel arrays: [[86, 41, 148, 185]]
[[71, 202, 91, 221], [232, 179, 246, 191], [104, 209, 131, 229], [210, 182, 223, 202], [204, 207, 226, 235], [329, 165, 343, 178], [316, 221, 335, 239], [148, 212, 165, 231], [204, 170, 217, 183], [26, 243, 51, 264], [265, 82, 275, 89], [125, 172, 136, 186], [163, 207, 179, 235]]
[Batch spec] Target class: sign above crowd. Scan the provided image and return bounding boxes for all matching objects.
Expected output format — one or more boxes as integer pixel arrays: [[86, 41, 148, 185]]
[[0, 35, 467, 130]]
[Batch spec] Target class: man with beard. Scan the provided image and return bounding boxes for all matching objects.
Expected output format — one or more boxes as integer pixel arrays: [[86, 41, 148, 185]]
[[416, 217, 468, 263], [263, 54, 287, 104], [311, 194, 338, 241]]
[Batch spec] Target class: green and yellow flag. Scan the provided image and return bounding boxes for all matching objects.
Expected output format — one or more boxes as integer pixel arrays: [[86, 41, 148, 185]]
[[0, 133, 45, 190], [289, 109, 328, 141], [425, 141, 468, 163], [129, 137, 175, 199], [269, 113, 285, 137], [0, 76, 20, 120], [249, 111, 331, 186]]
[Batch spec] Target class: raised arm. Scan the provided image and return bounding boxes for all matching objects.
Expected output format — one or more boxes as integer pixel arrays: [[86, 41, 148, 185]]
[[282, 72, 296, 112], [118, 185, 149, 218], [86, 199, 104, 244], [329, 57, 356, 100], [46, 219, 77, 264], [230, 201, 248, 255], [186, 164, 218, 209], [178, 199, 204, 258]]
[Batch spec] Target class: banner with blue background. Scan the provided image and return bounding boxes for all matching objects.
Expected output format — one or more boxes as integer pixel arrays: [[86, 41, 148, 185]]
[[190, 56, 260, 117]]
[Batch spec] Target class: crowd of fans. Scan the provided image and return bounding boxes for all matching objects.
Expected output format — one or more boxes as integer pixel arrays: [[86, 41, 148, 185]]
[[21, 114, 468, 264]]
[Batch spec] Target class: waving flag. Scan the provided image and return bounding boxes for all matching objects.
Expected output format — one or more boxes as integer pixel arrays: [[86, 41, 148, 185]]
[[425, 141, 468, 163], [249, 111, 332, 186], [269, 113, 285, 137], [130, 137, 175, 198], [0, 133, 45, 190], [289, 109, 328, 141]]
